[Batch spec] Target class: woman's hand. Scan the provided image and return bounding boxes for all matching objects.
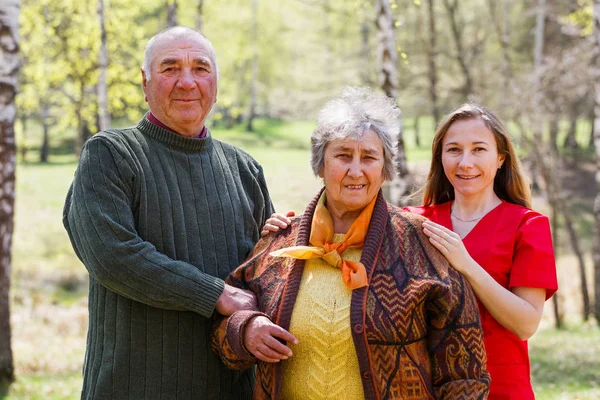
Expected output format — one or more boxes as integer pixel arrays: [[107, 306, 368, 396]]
[[422, 220, 473, 275], [260, 211, 295, 237], [244, 316, 298, 363]]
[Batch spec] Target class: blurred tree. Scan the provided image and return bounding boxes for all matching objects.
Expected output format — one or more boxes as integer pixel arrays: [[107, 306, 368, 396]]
[[97, 0, 110, 131], [425, 0, 440, 124], [375, 0, 412, 205], [196, 0, 204, 32], [0, 0, 19, 387], [167, 0, 178, 27], [593, 0, 600, 323], [246, 0, 258, 131]]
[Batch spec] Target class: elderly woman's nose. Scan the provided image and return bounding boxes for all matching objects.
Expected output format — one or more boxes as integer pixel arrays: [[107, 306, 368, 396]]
[[347, 158, 364, 177]]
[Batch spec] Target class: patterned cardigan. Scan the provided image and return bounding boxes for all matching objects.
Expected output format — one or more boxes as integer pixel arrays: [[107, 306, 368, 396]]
[[212, 189, 490, 400]]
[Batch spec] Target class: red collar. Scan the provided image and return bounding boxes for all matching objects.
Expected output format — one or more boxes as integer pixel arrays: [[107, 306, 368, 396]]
[[148, 112, 206, 138]]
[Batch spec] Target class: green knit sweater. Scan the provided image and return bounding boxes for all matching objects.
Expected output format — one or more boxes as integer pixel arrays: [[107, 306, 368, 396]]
[[63, 115, 274, 399]]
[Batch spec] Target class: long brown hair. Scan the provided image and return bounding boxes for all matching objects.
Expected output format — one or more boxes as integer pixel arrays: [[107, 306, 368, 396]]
[[422, 103, 531, 208]]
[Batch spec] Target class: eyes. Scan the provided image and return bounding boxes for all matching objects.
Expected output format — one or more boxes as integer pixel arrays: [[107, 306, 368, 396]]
[[446, 146, 487, 153], [161, 66, 210, 74], [335, 153, 379, 161]]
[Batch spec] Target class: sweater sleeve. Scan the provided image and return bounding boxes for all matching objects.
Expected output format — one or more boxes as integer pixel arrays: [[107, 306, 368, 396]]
[[63, 136, 224, 317], [427, 264, 491, 398]]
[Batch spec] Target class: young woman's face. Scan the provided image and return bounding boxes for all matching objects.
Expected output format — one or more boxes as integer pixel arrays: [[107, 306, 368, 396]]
[[441, 118, 505, 200]]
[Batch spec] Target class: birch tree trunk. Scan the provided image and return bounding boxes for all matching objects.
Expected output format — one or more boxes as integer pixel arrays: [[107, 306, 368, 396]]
[[97, 0, 110, 131], [425, 0, 440, 124], [375, 0, 412, 205], [167, 0, 178, 28], [443, 0, 474, 100], [196, 0, 204, 32], [246, 0, 258, 131], [592, 0, 600, 323], [0, 0, 19, 386]]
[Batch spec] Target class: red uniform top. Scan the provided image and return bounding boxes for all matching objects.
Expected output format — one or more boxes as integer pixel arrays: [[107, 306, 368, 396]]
[[405, 201, 558, 399]]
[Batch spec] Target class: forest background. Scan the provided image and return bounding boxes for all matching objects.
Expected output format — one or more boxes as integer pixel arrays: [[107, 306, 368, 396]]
[[1, 0, 600, 398]]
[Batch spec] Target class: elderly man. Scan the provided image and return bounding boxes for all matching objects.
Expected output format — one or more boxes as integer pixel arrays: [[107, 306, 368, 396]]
[[63, 26, 273, 399]]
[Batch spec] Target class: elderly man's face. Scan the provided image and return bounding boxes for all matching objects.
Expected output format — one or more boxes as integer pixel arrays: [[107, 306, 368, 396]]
[[142, 34, 217, 137]]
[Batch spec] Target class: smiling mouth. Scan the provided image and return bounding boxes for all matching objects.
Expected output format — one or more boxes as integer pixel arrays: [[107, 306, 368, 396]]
[[346, 184, 366, 189], [456, 175, 480, 180]]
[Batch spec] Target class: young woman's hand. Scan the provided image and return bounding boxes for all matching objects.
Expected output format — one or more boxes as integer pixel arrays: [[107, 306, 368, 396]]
[[422, 220, 474, 274], [260, 211, 295, 237]]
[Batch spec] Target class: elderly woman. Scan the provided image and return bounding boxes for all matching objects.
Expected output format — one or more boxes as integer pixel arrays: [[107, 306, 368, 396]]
[[212, 87, 490, 399]]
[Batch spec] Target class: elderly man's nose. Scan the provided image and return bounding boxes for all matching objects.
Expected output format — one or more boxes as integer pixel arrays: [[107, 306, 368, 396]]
[[177, 70, 195, 89]]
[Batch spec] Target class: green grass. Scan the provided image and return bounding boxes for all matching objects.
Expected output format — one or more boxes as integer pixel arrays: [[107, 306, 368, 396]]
[[5, 116, 599, 399], [531, 324, 600, 399]]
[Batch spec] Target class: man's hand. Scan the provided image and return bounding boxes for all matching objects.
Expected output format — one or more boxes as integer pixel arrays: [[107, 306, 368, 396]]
[[215, 284, 258, 316], [260, 210, 295, 237], [244, 316, 298, 363]]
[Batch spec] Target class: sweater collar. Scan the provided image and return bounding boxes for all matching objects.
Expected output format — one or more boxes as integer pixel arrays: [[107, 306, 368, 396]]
[[137, 112, 213, 152]]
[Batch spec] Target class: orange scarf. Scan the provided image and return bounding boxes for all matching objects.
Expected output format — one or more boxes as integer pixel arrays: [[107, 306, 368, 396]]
[[270, 193, 376, 290]]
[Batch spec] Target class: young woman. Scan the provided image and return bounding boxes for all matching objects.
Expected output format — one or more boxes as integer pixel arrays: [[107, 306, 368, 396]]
[[403, 103, 557, 399]]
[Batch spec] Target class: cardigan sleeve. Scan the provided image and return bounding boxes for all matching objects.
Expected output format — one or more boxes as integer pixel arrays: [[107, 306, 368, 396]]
[[63, 136, 225, 317], [427, 266, 491, 398], [211, 229, 292, 369]]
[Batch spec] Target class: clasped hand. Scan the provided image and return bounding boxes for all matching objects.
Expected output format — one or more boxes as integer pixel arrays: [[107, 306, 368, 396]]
[[244, 316, 298, 363]]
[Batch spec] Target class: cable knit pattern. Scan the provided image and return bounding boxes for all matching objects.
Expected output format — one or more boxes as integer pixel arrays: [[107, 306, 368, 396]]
[[64, 114, 274, 399], [280, 239, 364, 400], [212, 189, 490, 400]]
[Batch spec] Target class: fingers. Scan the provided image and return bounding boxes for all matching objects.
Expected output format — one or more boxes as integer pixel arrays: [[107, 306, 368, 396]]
[[260, 213, 292, 237], [269, 325, 298, 345], [244, 317, 298, 363]]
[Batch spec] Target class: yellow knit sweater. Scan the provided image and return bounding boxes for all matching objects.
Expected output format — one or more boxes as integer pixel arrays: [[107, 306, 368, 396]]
[[280, 234, 365, 400]]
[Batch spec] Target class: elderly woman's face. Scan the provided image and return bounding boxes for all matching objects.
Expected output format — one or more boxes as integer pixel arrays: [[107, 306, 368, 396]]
[[320, 130, 385, 220]]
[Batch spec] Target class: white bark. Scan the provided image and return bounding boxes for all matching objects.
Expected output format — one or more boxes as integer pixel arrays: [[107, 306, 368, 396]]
[[0, 0, 19, 384]]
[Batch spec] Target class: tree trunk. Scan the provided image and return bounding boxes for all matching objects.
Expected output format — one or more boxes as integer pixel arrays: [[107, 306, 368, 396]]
[[563, 110, 579, 149], [487, 0, 513, 114], [19, 114, 27, 163], [360, 22, 372, 86], [375, 0, 411, 206], [196, 0, 204, 32], [166, 0, 178, 28], [592, 0, 600, 323], [246, 0, 258, 132], [425, 0, 440, 124], [0, 0, 19, 386], [40, 103, 50, 163], [414, 115, 421, 148], [443, 0, 474, 100], [549, 117, 559, 155], [530, 0, 547, 194], [550, 203, 563, 328], [518, 120, 590, 323], [97, 0, 110, 131]]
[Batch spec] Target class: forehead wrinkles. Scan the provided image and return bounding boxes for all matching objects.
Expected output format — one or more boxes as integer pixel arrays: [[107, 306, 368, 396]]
[[152, 37, 214, 66]]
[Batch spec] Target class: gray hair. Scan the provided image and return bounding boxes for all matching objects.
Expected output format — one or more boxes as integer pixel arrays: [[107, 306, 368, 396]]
[[142, 26, 219, 81], [311, 86, 401, 181]]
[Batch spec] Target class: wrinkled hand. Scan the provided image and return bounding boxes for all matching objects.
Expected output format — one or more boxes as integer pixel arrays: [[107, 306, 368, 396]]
[[244, 316, 298, 363], [215, 284, 258, 316], [422, 220, 473, 274], [260, 210, 295, 237]]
